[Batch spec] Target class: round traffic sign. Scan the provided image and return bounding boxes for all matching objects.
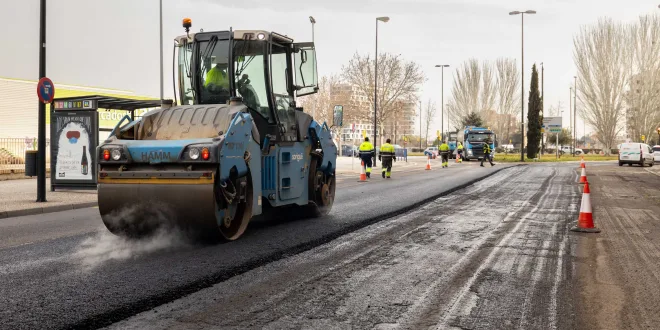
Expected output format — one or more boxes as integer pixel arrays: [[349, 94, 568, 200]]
[[37, 77, 55, 104]]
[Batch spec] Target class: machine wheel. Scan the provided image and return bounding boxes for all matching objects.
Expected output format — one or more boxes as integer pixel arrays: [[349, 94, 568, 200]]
[[216, 173, 253, 241], [306, 157, 336, 217]]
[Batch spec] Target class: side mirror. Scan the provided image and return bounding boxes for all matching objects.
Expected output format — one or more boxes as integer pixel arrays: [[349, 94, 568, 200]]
[[333, 105, 343, 128]]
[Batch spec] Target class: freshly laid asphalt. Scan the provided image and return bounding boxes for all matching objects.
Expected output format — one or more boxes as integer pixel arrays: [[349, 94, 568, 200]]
[[0, 161, 512, 329]]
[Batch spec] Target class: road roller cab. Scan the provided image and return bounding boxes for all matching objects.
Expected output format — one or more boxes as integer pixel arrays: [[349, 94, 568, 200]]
[[97, 20, 337, 240]]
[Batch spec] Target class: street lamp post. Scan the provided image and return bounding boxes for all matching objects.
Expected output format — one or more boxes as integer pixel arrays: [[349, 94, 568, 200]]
[[309, 16, 316, 42], [509, 10, 536, 162], [573, 75, 577, 156], [541, 62, 544, 155], [435, 64, 450, 140], [374, 16, 389, 166], [569, 86, 572, 153], [419, 100, 422, 149], [159, 0, 164, 101]]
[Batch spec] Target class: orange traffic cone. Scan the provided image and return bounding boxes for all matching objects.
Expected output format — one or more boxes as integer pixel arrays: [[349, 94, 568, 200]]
[[358, 161, 368, 182], [570, 182, 601, 233], [425, 155, 432, 170], [579, 157, 585, 169], [578, 166, 587, 184], [455, 152, 459, 163]]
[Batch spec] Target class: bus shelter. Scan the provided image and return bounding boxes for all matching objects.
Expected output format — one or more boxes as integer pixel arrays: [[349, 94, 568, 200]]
[[49, 95, 163, 191]]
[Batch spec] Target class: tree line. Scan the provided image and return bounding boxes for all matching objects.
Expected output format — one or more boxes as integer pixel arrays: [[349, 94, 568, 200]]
[[574, 14, 660, 150]]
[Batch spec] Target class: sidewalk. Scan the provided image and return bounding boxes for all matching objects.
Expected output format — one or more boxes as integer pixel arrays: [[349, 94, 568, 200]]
[[0, 178, 97, 219]]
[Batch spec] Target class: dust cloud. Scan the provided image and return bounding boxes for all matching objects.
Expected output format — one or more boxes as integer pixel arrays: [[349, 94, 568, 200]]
[[73, 205, 195, 270]]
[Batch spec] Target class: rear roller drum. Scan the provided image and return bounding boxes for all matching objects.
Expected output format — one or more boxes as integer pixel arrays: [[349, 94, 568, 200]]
[[306, 157, 336, 217]]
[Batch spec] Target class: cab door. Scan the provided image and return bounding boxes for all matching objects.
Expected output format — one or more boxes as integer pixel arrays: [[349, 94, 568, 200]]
[[293, 42, 319, 97]]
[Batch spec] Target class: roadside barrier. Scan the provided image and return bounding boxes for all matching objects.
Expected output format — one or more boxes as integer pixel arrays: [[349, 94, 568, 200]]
[[570, 181, 601, 233], [358, 161, 367, 182]]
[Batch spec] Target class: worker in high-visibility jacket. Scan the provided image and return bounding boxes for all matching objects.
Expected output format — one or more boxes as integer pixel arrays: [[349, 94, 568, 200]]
[[439, 140, 450, 168], [379, 138, 396, 178], [456, 142, 464, 163], [480, 138, 495, 167], [359, 137, 375, 178]]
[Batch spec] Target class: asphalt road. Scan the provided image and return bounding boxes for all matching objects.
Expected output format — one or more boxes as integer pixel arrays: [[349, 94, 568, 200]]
[[110, 164, 581, 329], [0, 161, 510, 329], [573, 163, 660, 330]]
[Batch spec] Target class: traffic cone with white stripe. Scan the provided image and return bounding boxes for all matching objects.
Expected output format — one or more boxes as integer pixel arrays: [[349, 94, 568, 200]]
[[578, 166, 588, 184], [570, 182, 601, 233], [579, 157, 585, 169], [455, 152, 460, 163], [425, 155, 432, 170], [358, 161, 368, 182]]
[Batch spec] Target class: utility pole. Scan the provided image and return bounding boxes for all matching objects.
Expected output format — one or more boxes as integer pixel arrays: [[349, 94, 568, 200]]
[[37, 0, 47, 202]]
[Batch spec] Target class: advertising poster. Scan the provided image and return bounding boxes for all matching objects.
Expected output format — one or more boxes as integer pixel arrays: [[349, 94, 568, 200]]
[[50, 111, 97, 184]]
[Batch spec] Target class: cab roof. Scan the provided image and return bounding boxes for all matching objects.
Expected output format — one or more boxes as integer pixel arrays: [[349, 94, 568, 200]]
[[174, 30, 294, 44]]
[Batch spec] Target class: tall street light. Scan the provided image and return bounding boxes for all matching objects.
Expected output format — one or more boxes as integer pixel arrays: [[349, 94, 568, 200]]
[[573, 75, 577, 156], [435, 64, 450, 140], [540, 62, 544, 155], [419, 100, 423, 149], [509, 9, 536, 162], [374, 16, 389, 166], [309, 16, 316, 42], [159, 0, 164, 101]]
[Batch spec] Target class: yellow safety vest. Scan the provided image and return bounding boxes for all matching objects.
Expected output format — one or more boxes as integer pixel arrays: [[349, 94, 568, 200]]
[[359, 141, 374, 156], [204, 66, 229, 88], [380, 143, 395, 158]]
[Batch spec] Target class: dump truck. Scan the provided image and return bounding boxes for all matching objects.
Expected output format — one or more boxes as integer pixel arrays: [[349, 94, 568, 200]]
[[462, 126, 496, 161], [96, 19, 338, 240]]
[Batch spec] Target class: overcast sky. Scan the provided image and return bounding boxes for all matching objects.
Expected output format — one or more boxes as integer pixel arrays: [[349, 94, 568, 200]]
[[2, 0, 658, 135]]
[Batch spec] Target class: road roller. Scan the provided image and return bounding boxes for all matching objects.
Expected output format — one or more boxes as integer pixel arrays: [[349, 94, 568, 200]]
[[97, 19, 338, 240]]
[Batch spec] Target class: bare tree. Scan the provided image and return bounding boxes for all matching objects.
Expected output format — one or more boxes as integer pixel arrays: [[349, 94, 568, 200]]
[[546, 100, 564, 117], [573, 18, 629, 154], [494, 58, 521, 143], [341, 52, 425, 143], [625, 14, 660, 143], [447, 59, 497, 129], [424, 100, 437, 146]]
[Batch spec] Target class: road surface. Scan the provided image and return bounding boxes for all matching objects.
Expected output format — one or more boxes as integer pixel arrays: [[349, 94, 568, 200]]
[[0, 161, 508, 329], [110, 164, 579, 330], [3, 162, 659, 329]]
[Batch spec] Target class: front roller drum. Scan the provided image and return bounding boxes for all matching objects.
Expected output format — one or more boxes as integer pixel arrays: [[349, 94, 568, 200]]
[[98, 183, 218, 238]]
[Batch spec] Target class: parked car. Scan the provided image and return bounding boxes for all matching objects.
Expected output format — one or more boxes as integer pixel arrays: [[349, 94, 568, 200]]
[[341, 145, 359, 157], [424, 146, 438, 159], [653, 145, 660, 162], [618, 142, 654, 167], [560, 146, 584, 155]]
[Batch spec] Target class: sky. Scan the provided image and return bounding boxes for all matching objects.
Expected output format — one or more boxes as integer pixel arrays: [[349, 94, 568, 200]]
[[2, 0, 658, 136]]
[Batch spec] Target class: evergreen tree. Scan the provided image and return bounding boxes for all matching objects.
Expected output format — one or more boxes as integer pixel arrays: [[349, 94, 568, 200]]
[[461, 112, 484, 128], [527, 64, 542, 158]]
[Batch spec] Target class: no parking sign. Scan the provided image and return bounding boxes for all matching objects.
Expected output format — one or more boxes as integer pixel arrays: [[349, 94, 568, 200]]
[[37, 77, 55, 104]]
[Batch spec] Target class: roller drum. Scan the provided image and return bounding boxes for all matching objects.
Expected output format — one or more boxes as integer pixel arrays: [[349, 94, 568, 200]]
[[98, 183, 217, 237]]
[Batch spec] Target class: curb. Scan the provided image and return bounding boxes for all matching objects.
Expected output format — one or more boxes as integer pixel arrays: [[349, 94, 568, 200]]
[[0, 201, 97, 219]]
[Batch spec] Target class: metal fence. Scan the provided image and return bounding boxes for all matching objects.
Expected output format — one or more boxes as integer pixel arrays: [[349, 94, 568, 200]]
[[0, 138, 50, 174]]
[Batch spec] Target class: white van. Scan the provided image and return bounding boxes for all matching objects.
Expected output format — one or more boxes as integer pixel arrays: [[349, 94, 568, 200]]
[[618, 142, 654, 167]]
